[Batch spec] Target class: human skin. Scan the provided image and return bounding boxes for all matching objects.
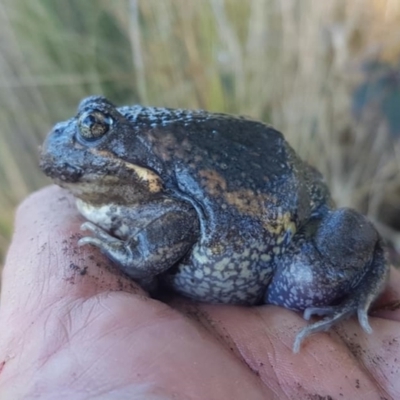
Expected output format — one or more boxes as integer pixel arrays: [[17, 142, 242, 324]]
[[0, 186, 399, 400]]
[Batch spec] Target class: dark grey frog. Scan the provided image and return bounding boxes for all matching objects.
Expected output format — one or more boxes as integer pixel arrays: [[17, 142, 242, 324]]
[[40, 96, 389, 352]]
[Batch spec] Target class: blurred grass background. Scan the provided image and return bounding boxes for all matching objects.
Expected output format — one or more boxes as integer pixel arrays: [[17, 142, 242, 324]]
[[2, 0, 400, 264]]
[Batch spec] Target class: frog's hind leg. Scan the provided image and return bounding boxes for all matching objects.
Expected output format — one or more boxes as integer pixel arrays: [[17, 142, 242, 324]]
[[293, 240, 388, 352], [265, 208, 390, 353]]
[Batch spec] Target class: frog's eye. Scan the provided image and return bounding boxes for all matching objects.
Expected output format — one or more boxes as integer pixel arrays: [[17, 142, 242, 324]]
[[78, 110, 114, 141]]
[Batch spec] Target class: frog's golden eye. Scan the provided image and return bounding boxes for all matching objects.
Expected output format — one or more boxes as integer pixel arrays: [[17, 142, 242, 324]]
[[78, 110, 114, 141]]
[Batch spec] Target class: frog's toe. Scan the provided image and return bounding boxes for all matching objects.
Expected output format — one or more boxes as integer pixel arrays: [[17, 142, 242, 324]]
[[304, 306, 335, 319], [304, 303, 372, 333], [80, 222, 114, 241], [293, 301, 374, 353], [293, 307, 352, 353], [80, 221, 97, 232], [78, 222, 130, 263], [357, 307, 372, 334], [293, 319, 330, 353], [78, 236, 105, 248]]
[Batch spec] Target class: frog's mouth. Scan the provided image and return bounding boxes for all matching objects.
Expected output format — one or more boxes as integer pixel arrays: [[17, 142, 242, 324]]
[[40, 146, 164, 205], [40, 152, 84, 183]]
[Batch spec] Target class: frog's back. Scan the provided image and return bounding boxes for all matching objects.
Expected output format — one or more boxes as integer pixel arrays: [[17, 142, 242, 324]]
[[119, 106, 327, 240]]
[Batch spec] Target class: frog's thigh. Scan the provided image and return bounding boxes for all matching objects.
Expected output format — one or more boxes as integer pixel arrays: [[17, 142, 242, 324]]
[[264, 241, 341, 310]]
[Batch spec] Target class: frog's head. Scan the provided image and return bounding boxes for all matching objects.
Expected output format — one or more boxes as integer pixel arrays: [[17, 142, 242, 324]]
[[40, 96, 164, 205]]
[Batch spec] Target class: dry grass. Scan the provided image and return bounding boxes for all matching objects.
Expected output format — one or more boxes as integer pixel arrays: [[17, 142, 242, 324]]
[[1, 0, 400, 262]]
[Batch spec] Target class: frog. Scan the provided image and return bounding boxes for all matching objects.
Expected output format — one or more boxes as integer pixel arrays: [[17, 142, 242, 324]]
[[40, 96, 390, 352]]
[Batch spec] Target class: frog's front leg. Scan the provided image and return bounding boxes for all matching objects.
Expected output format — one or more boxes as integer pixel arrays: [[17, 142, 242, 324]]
[[78, 209, 199, 289], [265, 208, 389, 352]]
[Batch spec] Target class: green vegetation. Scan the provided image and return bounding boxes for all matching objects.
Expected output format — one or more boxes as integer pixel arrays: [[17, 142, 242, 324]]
[[1, 0, 400, 263]]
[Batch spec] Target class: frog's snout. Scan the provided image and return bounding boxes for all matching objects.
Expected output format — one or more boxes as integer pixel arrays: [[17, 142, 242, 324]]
[[40, 152, 84, 183]]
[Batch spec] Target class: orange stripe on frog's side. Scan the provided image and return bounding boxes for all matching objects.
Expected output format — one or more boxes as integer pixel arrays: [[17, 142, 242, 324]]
[[89, 149, 164, 193], [198, 169, 297, 240]]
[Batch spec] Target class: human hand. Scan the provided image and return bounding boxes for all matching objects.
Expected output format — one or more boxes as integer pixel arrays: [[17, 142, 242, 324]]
[[0, 186, 399, 399]]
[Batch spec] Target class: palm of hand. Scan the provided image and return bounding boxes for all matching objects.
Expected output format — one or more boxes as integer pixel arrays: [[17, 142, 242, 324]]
[[0, 186, 399, 400]]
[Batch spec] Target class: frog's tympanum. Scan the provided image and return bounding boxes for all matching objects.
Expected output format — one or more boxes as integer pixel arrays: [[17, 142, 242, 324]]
[[40, 96, 389, 352]]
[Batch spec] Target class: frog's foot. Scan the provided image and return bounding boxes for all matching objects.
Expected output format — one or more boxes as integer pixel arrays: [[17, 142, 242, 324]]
[[293, 300, 372, 353], [78, 222, 158, 291], [78, 222, 134, 268], [78, 212, 199, 288]]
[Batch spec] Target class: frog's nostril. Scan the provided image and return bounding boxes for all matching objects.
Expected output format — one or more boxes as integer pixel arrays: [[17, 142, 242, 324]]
[[51, 121, 70, 136], [50, 127, 62, 137]]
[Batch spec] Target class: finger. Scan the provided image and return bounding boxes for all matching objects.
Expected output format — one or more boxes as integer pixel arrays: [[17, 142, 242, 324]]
[[1, 186, 147, 321]]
